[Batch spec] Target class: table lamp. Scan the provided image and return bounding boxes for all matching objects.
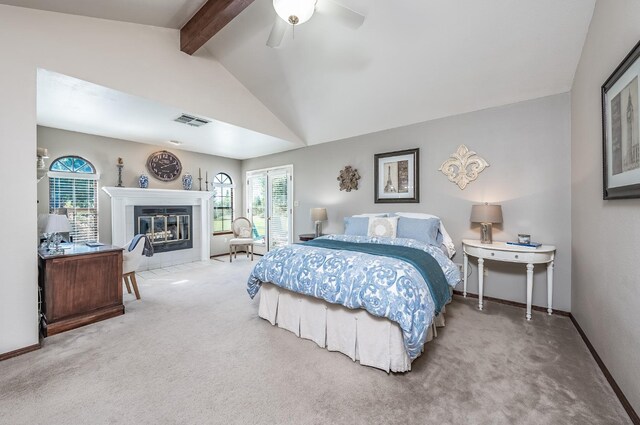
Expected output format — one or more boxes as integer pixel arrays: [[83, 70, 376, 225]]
[[310, 208, 328, 238], [470, 203, 503, 244], [43, 213, 71, 252]]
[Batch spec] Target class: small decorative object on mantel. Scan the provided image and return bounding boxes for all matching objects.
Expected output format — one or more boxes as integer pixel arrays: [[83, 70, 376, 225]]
[[138, 174, 149, 189], [205, 171, 209, 191], [337, 165, 361, 192], [116, 157, 124, 187], [198, 168, 203, 191], [601, 39, 640, 199], [182, 172, 193, 190], [374, 148, 419, 203], [439, 145, 489, 190]]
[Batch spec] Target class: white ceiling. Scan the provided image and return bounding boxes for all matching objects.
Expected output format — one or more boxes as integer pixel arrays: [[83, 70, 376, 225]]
[[0, 0, 206, 28], [206, 0, 596, 145], [37, 70, 304, 160], [11, 0, 597, 157]]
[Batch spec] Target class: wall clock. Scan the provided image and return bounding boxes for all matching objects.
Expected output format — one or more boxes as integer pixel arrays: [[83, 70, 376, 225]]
[[146, 150, 182, 182]]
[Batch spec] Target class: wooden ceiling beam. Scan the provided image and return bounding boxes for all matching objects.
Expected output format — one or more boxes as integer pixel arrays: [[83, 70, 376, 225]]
[[180, 0, 255, 55]]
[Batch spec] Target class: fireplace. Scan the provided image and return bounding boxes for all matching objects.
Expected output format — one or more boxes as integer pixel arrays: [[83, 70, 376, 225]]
[[104, 187, 213, 269], [133, 206, 193, 253]]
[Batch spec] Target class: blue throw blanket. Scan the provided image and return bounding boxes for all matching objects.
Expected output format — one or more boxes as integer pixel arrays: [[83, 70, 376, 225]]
[[247, 235, 460, 359]]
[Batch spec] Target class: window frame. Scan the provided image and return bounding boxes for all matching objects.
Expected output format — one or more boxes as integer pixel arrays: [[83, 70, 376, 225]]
[[212, 172, 235, 235], [48, 155, 100, 243]]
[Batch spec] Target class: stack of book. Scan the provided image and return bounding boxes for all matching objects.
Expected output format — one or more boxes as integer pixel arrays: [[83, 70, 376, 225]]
[[506, 241, 542, 249]]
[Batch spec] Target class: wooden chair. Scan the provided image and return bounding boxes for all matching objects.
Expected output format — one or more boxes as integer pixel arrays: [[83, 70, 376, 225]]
[[122, 236, 145, 299], [229, 217, 255, 262]]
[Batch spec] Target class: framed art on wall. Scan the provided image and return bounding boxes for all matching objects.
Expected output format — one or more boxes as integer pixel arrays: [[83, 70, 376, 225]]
[[602, 39, 640, 199], [374, 148, 419, 203]]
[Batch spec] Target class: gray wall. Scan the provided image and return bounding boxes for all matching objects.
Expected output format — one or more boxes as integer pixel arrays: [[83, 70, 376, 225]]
[[37, 126, 242, 255], [571, 0, 640, 412], [243, 93, 572, 311]]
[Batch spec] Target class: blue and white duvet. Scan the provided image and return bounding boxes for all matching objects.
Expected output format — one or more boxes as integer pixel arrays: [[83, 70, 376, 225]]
[[247, 235, 461, 359]]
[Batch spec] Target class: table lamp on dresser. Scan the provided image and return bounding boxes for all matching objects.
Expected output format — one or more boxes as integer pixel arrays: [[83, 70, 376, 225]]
[[470, 203, 503, 244], [41, 213, 71, 253]]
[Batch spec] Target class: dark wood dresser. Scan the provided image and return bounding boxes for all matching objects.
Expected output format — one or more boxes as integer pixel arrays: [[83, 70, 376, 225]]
[[38, 244, 124, 337]]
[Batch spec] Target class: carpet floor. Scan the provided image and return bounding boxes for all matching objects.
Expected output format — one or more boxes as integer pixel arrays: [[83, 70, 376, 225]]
[[0, 258, 631, 425]]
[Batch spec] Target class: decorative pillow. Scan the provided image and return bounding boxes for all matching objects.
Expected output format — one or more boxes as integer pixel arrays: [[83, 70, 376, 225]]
[[367, 216, 399, 238], [344, 216, 370, 236], [396, 217, 440, 246], [394, 212, 456, 258], [239, 228, 252, 238], [353, 213, 388, 218]]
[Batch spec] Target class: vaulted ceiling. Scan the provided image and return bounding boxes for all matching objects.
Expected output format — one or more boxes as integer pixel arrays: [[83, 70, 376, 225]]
[[205, 0, 596, 145], [0, 0, 207, 28], [2, 0, 596, 155]]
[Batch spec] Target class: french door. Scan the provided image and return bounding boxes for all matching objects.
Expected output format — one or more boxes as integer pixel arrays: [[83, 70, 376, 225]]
[[246, 165, 293, 254]]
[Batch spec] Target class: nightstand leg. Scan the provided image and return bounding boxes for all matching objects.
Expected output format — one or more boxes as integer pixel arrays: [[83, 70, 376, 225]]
[[478, 258, 484, 311], [526, 263, 534, 320], [463, 252, 468, 297], [547, 261, 554, 315]]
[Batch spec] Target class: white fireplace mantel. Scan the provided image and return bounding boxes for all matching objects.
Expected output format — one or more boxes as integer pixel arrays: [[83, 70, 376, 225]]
[[103, 187, 214, 265]]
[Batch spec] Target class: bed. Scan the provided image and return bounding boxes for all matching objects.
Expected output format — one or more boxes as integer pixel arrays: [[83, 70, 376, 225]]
[[247, 214, 460, 372]]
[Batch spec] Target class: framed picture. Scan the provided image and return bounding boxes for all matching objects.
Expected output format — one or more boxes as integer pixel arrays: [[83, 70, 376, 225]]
[[374, 148, 419, 203], [602, 39, 640, 199]]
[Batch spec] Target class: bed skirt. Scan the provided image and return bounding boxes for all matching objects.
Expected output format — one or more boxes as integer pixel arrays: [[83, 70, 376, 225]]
[[258, 283, 446, 373]]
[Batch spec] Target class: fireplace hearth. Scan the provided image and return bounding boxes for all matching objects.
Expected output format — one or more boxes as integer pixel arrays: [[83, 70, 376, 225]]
[[133, 206, 193, 253]]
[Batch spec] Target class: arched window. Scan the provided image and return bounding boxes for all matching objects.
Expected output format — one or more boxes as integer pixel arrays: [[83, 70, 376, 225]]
[[212, 172, 234, 234], [49, 156, 99, 242]]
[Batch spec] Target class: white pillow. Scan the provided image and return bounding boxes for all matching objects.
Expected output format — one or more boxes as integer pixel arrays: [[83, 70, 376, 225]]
[[394, 212, 456, 258], [368, 216, 399, 238], [353, 213, 388, 217]]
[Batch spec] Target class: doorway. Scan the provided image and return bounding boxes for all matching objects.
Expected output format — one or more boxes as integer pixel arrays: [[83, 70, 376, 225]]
[[246, 165, 293, 255]]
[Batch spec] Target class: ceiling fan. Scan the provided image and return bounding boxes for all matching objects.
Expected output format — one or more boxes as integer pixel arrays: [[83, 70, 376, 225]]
[[267, 0, 365, 48]]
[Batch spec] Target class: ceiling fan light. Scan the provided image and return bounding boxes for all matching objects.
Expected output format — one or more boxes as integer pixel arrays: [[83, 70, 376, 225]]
[[273, 0, 315, 25]]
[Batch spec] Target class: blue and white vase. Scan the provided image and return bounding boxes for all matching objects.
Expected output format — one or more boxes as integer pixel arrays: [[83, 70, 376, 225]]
[[138, 174, 149, 189], [182, 173, 193, 190]]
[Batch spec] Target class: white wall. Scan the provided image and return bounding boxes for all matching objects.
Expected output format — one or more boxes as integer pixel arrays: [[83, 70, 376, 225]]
[[243, 93, 572, 311], [37, 127, 242, 256], [0, 4, 291, 356], [571, 0, 640, 412]]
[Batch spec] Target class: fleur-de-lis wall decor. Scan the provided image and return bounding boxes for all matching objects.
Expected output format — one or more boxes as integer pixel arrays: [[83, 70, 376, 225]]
[[337, 165, 361, 192], [438, 145, 489, 190]]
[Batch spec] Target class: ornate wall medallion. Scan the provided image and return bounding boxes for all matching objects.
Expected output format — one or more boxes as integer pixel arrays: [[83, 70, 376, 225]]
[[337, 165, 361, 192], [438, 145, 489, 190]]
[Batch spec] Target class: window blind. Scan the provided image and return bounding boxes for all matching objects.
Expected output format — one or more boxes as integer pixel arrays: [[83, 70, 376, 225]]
[[268, 172, 290, 249], [247, 174, 267, 242], [49, 176, 98, 243]]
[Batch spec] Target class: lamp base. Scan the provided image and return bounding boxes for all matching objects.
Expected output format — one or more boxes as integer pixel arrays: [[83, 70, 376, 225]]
[[480, 223, 493, 244], [315, 221, 323, 238]]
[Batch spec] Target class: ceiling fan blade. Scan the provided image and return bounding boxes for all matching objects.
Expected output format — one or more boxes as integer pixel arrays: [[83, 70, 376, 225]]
[[266, 18, 288, 48], [316, 0, 365, 29]]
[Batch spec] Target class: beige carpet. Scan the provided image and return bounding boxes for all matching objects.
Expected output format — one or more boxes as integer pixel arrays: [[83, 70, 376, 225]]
[[0, 258, 632, 425]]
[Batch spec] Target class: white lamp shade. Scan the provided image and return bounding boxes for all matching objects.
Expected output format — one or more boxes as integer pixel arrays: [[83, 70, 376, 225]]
[[273, 0, 316, 25], [38, 214, 49, 234], [44, 214, 71, 233], [310, 207, 328, 222], [470, 204, 503, 224]]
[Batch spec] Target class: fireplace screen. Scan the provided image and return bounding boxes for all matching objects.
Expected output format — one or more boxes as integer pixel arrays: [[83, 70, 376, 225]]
[[134, 206, 193, 253]]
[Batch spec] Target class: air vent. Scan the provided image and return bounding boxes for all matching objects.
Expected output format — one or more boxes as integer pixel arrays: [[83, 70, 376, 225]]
[[174, 113, 211, 127]]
